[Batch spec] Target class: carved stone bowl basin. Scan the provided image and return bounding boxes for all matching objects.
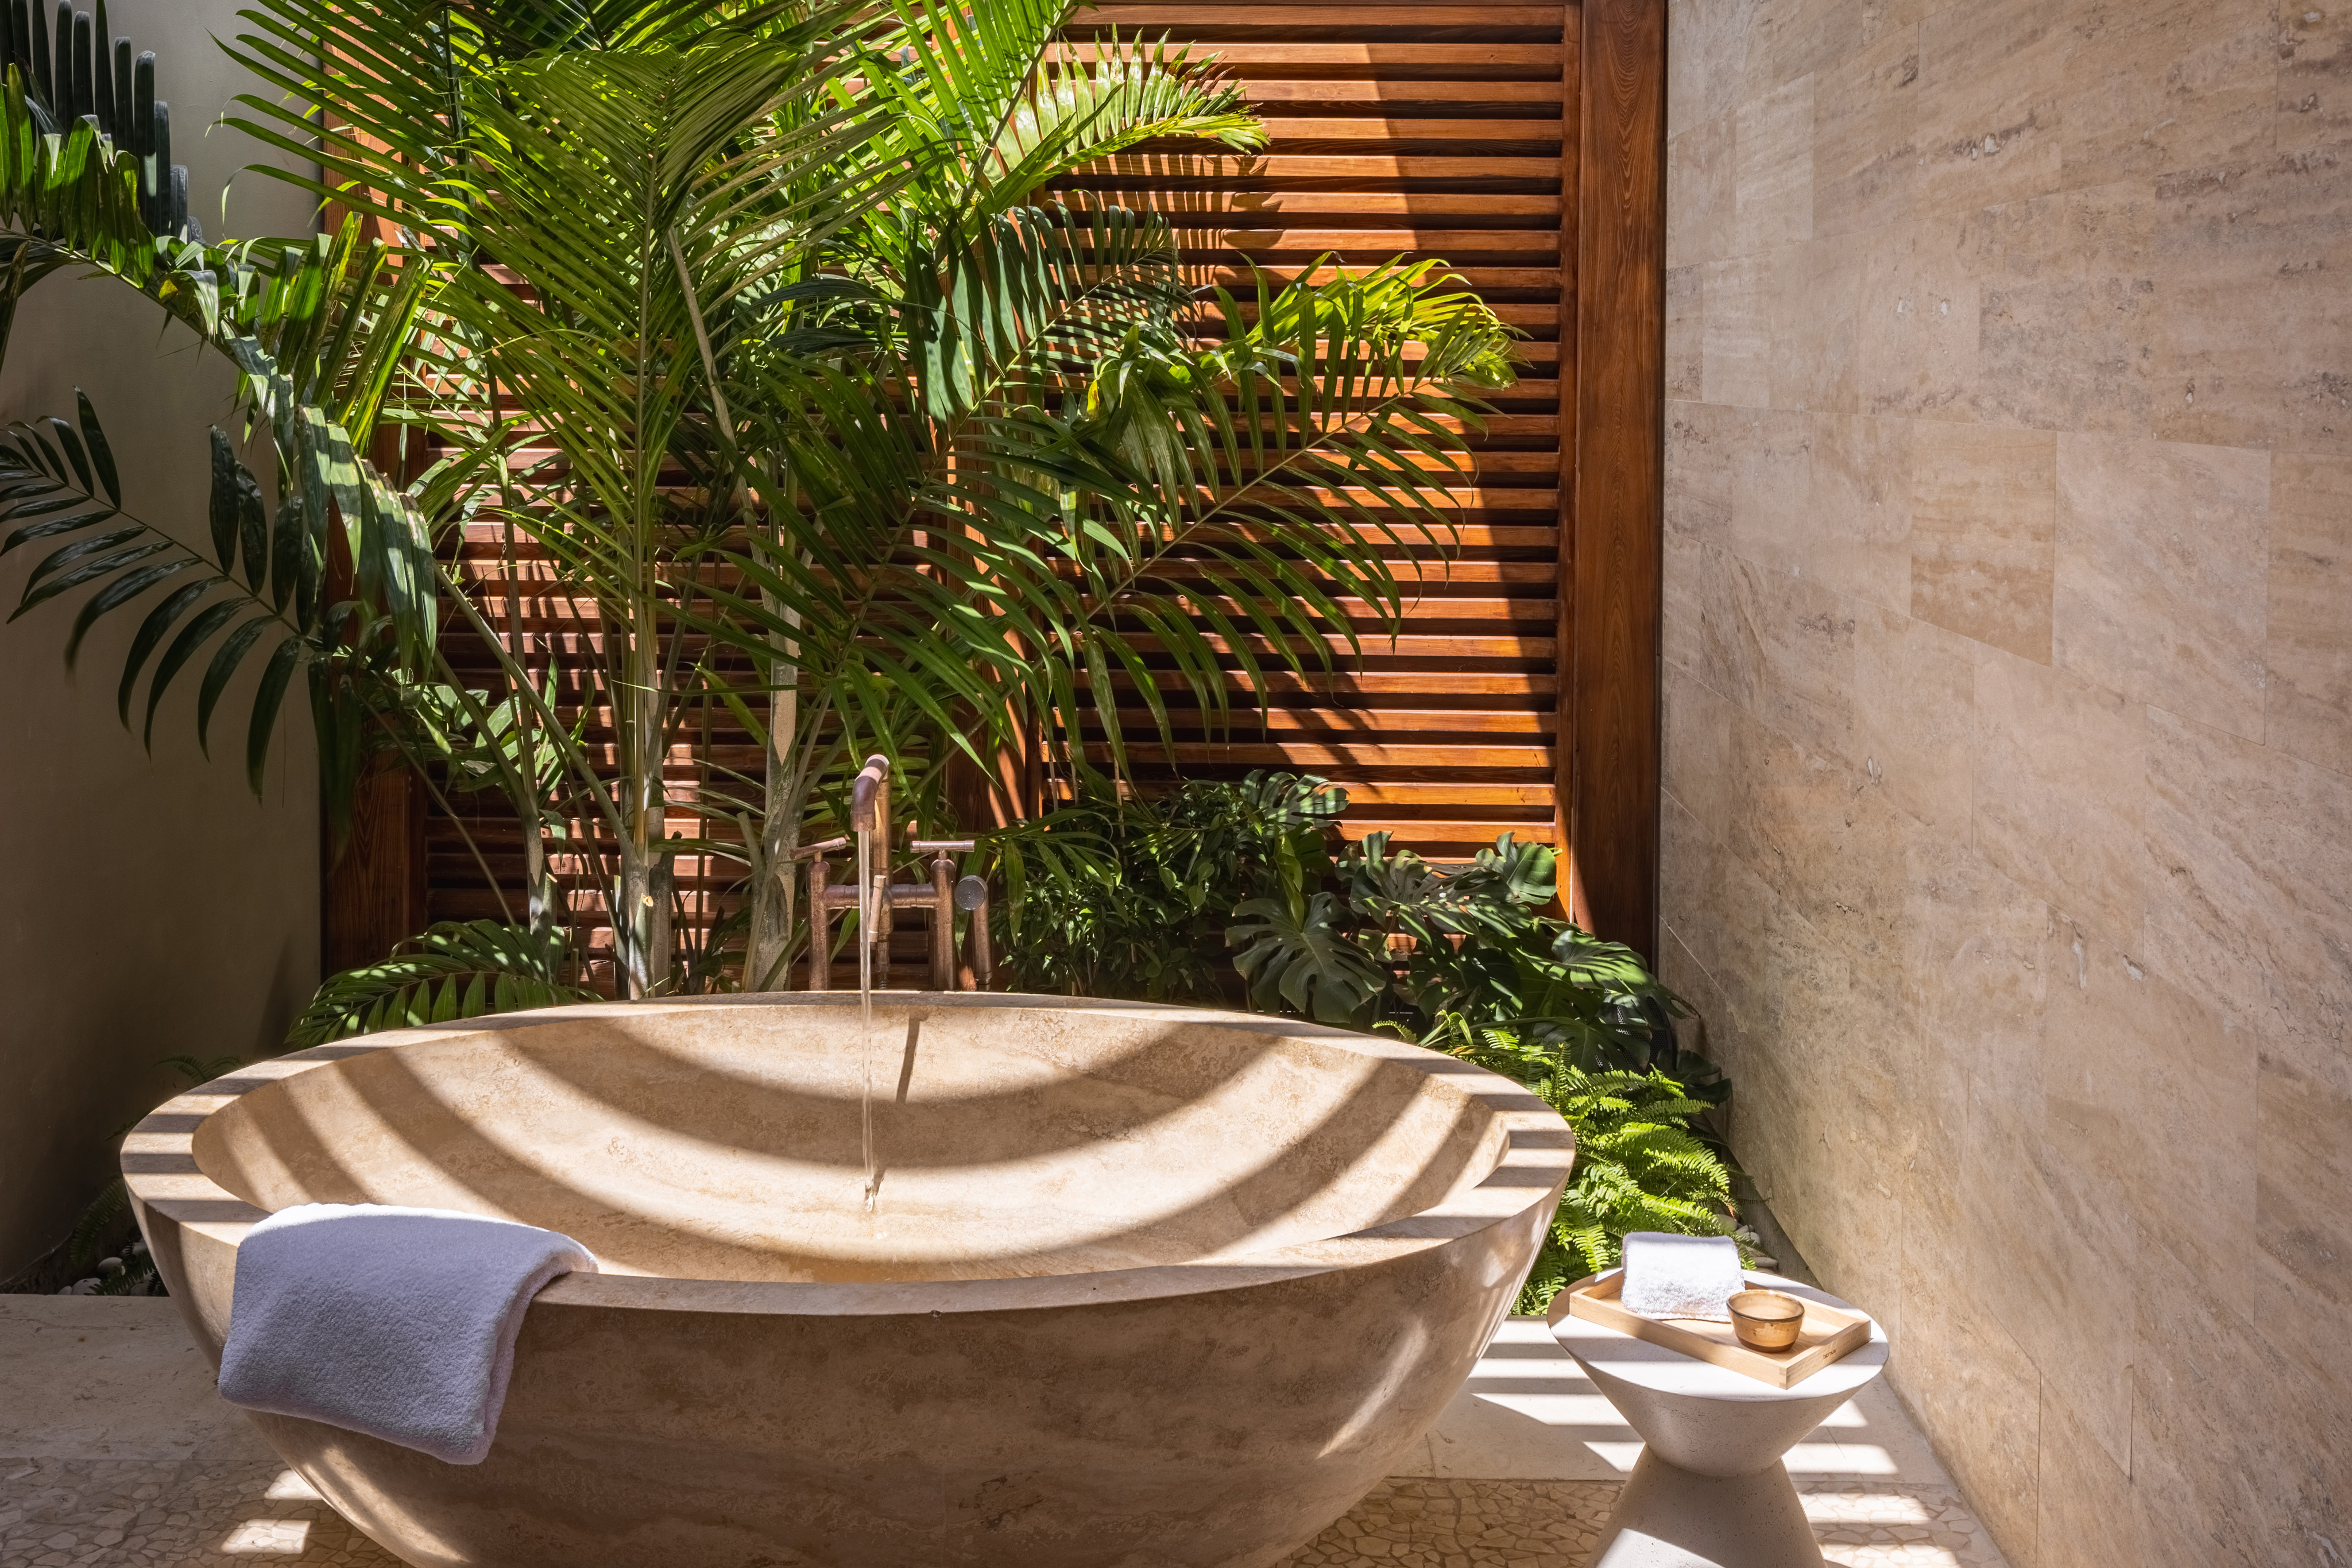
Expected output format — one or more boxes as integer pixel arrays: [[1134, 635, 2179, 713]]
[[124, 994, 1573, 1568]]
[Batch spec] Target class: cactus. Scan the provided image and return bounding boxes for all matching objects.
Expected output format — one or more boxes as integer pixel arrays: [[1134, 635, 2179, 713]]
[[0, 0, 191, 237]]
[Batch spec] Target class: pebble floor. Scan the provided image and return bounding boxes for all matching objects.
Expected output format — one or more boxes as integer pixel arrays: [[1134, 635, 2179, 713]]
[[2, 1456, 2009, 1567]]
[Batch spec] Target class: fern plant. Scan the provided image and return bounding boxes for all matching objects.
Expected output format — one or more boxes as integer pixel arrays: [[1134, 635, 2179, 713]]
[[1507, 1056, 1753, 1315]]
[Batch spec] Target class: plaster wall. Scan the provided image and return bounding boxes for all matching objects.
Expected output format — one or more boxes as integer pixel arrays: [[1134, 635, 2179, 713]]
[[0, 0, 318, 1277], [1661, 2, 2352, 1563]]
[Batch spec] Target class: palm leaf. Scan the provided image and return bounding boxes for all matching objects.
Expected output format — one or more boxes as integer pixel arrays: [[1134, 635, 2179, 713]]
[[286, 920, 597, 1047]]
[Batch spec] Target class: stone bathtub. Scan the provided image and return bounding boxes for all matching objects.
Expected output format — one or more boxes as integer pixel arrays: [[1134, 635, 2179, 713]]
[[123, 994, 1574, 1568]]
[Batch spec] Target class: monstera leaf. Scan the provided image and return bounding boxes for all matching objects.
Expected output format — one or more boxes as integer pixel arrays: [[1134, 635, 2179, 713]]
[[1227, 891, 1387, 1025]]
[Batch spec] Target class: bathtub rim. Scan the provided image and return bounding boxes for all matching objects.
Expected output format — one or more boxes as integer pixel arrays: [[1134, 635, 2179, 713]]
[[123, 992, 1575, 1321]]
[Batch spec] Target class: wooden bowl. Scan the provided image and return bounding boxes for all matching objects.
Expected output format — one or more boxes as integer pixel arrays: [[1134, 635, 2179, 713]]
[[1728, 1288, 1807, 1352]]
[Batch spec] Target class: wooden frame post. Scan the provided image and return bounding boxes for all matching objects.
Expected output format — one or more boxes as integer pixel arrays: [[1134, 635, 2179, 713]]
[[1560, 0, 1667, 961]]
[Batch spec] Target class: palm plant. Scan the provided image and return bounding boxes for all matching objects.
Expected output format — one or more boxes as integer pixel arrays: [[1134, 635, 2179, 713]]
[[0, 64, 448, 826], [0, 0, 199, 244], [14, 0, 1517, 1004]]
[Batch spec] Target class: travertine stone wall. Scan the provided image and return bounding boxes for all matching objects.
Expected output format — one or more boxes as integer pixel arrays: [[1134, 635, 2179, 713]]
[[1660, 3, 2351, 1563]]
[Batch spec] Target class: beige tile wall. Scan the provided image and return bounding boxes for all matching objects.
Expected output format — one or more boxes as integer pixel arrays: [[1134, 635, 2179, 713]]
[[1660, 3, 2352, 1562]]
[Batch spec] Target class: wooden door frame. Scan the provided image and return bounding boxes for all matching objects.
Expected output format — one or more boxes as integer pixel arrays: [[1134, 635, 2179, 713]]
[[1557, 0, 1667, 962]]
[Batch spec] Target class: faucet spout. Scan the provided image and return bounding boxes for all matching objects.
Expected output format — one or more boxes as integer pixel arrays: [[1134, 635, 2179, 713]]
[[849, 754, 890, 835]]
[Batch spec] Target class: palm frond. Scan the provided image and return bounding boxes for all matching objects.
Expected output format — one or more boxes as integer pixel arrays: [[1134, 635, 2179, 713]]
[[286, 920, 597, 1047], [980, 32, 1262, 215], [0, 401, 423, 793]]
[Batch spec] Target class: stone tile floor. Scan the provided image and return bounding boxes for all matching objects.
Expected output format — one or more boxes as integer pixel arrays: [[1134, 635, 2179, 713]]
[[2, 1300, 2010, 1567]]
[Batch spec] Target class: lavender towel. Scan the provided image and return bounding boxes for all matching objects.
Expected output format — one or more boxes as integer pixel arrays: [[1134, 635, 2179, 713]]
[[218, 1204, 596, 1465]]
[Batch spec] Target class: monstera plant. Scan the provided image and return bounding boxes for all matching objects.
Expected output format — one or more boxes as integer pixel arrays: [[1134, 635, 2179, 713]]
[[3, 0, 1517, 1015]]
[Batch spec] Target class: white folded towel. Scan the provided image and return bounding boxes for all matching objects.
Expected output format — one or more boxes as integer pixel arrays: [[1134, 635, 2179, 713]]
[[218, 1203, 596, 1465], [1619, 1231, 1744, 1322]]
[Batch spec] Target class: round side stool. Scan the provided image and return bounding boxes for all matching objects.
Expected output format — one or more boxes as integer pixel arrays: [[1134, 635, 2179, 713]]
[[1547, 1269, 1888, 1568]]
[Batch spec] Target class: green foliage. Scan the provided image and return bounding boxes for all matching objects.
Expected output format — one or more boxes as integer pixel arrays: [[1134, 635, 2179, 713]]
[[1217, 826, 1712, 1086], [0, 200, 450, 837], [1228, 891, 1387, 1024], [985, 771, 1348, 1001], [4, 408, 368, 796], [1503, 1063, 1750, 1316], [210, 0, 1517, 994], [1201, 816, 1740, 1317], [286, 921, 597, 1047], [0, 65, 153, 317], [1347, 833, 1704, 1077], [1, 2, 193, 237], [7, 0, 1522, 1002]]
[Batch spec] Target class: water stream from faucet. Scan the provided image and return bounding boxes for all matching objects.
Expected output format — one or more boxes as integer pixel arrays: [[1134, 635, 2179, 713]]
[[852, 755, 888, 1214], [856, 820, 877, 1211]]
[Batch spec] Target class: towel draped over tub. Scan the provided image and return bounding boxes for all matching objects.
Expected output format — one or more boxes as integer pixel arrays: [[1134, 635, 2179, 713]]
[[218, 1203, 597, 1465]]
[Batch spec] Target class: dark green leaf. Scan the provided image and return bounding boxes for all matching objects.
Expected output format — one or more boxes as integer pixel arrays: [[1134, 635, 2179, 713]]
[[118, 577, 218, 724], [206, 427, 237, 569], [235, 460, 268, 590], [194, 615, 274, 754], [46, 417, 95, 495], [144, 599, 243, 747], [65, 554, 196, 665], [268, 492, 301, 614], [2, 508, 118, 553], [245, 633, 304, 791], [13, 537, 168, 616], [75, 390, 119, 504]]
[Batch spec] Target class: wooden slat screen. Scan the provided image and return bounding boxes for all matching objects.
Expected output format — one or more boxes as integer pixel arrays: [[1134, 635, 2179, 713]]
[[419, 2, 1579, 975], [1059, 1, 1572, 854]]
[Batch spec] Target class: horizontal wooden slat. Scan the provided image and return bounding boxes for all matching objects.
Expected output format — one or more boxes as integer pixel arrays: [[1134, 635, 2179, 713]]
[[1135, 631, 1557, 659], [1244, 118, 1564, 141], [1249, 486, 1557, 512], [1183, 595, 1555, 622], [1208, 228, 1560, 252], [1103, 189, 1562, 215], [1072, 6, 1566, 25], [1047, 42, 1568, 65], [1336, 819, 1557, 843], [1112, 707, 1554, 733], [1088, 153, 1561, 180], [1088, 740, 1550, 768], [1328, 781, 1559, 805], [455, 521, 1563, 551], [1231, 79, 1567, 103], [1097, 670, 1560, 696], [1185, 264, 1565, 295]]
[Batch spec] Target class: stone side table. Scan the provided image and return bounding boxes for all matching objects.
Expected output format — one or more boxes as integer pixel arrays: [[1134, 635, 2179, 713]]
[[1547, 1269, 1889, 1568]]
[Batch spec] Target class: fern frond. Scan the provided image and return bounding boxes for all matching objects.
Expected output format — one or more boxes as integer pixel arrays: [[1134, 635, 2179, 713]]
[[67, 1178, 130, 1269]]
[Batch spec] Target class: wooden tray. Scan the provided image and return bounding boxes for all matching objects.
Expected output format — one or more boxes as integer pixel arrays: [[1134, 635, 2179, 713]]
[[1564, 1271, 1871, 1389]]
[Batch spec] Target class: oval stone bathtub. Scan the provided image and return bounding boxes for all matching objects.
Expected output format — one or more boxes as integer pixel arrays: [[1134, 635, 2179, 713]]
[[124, 994, 1573, 1568]]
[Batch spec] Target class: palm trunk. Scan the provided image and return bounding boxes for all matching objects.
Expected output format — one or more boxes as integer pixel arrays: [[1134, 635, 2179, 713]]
[[498, 506, 559, 947], [744, 531, 804, 992], [745, 651, 800, 990], [617, 601, 668, 998]]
